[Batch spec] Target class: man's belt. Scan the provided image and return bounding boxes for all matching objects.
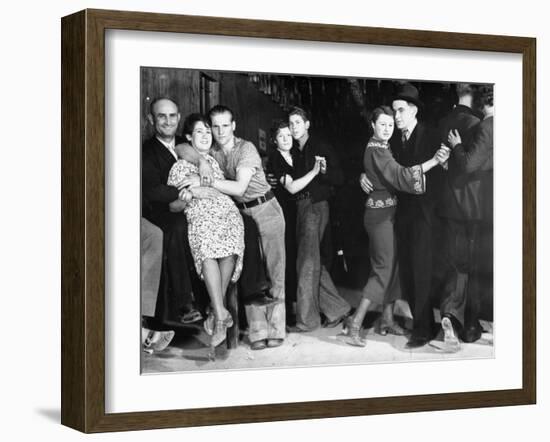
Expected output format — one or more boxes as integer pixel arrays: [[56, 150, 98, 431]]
[[235, 190, 275, 210], [295, 191, 311, 201]]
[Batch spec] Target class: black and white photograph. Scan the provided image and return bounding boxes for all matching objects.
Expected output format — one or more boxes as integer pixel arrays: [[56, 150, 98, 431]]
[[3, 0, 545, 436], [140, 67, 494, 373]]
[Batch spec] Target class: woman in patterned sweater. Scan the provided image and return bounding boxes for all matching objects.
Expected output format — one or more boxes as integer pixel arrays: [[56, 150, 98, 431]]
[[345, 106, 448, 346]]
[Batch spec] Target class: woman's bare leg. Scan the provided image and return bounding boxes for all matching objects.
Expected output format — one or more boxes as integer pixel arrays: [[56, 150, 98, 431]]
[[379, 302, 405, 335], [345, 297, 372, 347], [219, 255, 236, 297], [203, 258, 234, 347], [202, 259, 225, 320], [382, 302, 395, 324], [352, 297, 372, 328]]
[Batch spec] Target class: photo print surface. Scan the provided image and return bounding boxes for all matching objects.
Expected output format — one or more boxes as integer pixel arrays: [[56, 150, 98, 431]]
[[140, 67, 494, 374]]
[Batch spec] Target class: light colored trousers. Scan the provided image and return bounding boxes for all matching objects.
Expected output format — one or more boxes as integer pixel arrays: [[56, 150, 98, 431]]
[[241, 198, 286, 342], [141, 217, 163, 317], [295, 200, 350, 330]]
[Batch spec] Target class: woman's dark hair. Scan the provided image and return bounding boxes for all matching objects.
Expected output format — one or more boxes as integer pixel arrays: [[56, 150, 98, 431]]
[[182, 113, 210, 138], [270, 119, 291, 144], [370, 105, 394, 125]]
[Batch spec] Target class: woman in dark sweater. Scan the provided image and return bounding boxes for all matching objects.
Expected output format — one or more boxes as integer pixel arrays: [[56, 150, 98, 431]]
[[267, 120, 322, 325]]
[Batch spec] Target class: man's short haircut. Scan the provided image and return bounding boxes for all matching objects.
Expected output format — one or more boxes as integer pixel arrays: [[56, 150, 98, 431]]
[[182, 113, 211, 138], [149, 97, 179, 115], [288, 106, 310, 122], [477, 84, 494, 107], [370, 106, 394, 125], [270, 119, 291, 144], [208, 104, 234, 122], [456, 83, 475, 98]]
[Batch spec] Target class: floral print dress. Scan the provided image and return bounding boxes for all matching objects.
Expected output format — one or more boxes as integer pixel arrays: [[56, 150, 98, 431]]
[[167, 155, 244, 282]]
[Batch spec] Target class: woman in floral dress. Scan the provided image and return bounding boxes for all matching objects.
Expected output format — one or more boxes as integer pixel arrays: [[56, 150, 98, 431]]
[[167, 113, 244, 347], [345, 106, 449, 346]]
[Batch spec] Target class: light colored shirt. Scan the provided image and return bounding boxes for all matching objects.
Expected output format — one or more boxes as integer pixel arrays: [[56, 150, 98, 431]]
[[210, 137, 271, 203], [156, 136, 177, 160]]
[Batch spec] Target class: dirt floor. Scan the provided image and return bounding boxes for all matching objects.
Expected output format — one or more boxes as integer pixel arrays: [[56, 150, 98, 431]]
[[142, 292, 494, 374]]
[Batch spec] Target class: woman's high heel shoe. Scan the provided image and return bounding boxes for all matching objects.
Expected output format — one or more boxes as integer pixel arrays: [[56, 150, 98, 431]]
[[203, 310, 215, 336], [345, 317, 366, 347], [210, 313, 234, 347]]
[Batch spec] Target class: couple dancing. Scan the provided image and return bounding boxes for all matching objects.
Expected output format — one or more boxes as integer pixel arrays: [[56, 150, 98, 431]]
[[346, 104, 450, 347]]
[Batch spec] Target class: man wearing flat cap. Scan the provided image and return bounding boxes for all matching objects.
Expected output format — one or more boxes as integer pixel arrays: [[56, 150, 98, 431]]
[[390, 82, 443, 349]]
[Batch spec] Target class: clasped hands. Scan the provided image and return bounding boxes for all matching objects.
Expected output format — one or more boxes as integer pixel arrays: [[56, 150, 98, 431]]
[[434, 144, 451, 165], [174, 157, 218, 201], [174, 168, 220, 203]]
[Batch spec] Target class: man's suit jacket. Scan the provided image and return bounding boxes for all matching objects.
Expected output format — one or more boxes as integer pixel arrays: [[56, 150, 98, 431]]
[[142, 136, 184, 225], [437, 105, 481, 221], [390, 122, 441, 224], [451, 116, 493, 222]]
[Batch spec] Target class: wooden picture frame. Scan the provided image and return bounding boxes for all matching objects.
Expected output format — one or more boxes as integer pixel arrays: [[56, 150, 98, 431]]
[[61, 8, 536, 433]]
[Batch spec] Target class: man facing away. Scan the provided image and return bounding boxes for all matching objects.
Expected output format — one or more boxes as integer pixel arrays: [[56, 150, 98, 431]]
[[287, 106, 352, 332], [177, 105, 287, 351], [439, 84, 494, 351]]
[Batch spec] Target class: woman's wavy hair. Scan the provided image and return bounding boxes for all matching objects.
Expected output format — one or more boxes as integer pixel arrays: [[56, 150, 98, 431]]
[[182, 113, 211, 138], [270, 119, 291, 145]]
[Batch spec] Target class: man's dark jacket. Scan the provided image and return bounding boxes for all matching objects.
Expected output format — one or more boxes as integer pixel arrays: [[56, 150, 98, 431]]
[[142, 135, 183, 224], [437, 105, 485, 221], [450, 116, 494, 222], [390, 122, 441, 222]]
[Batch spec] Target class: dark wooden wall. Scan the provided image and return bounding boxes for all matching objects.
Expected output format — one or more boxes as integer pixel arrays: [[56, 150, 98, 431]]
[[141, 67, 286, 152]]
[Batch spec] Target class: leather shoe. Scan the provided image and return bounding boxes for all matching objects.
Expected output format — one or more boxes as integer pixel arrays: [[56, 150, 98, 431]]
[[405, 335, 430, 349], [323, 310, 351, 328], [250, 340, 267, 350], [143, 330, 175, 353], [266, 338, 284, 348], [243, 291, 275, 306], [180, 308, 203, 324], [460, 322, 483, 343], [378, 321, 406, 336], [286, 325, 311, 333]]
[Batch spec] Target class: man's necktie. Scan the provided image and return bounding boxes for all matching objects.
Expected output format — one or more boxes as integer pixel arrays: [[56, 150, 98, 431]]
[[401, 129, 409, 147]]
